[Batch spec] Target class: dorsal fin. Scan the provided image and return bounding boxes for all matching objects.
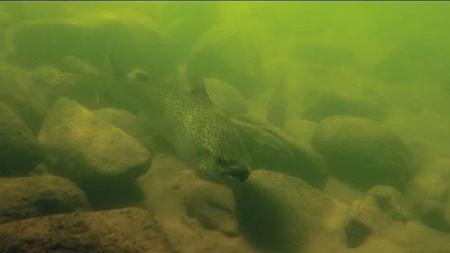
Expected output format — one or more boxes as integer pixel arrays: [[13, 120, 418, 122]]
[[187, 73, 213, 105]]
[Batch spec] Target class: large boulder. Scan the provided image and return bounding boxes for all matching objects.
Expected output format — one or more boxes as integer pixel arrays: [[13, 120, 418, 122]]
[[0, 101, 41, 176], [138, 154, 258, 253], [234, 170, 449, 253], [0, 175, 89, 224], [406, 158, 450, 232], [0, 207, 174, 253], [38, 98, 151, 206], [231, 116, 327, 188], [234, 169, 347, 253], [313, 116, 414, 191]]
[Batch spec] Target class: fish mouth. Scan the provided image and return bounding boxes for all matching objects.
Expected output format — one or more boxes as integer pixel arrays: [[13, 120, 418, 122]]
[[224, 167, 250, 182]]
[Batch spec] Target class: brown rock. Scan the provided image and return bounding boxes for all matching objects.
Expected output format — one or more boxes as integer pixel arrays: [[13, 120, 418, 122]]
[[138, 154, 259, 253], [0, 208, 174, 253], [0, 175, 89, 224]]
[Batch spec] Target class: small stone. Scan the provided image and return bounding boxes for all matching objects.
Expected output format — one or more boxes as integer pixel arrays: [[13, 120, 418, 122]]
[[345, 218, 373, 248]]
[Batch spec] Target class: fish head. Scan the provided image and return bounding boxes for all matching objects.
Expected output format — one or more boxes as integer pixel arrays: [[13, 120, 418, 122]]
[[216, 156, 251, 182], [197, 154, 251, 183]]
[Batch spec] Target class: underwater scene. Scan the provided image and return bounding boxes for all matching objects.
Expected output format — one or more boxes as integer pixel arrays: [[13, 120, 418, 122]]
[[0, 1, 450, 253]]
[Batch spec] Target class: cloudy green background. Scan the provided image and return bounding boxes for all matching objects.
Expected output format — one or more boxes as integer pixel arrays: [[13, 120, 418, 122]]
[[1, 2, 450, 155]]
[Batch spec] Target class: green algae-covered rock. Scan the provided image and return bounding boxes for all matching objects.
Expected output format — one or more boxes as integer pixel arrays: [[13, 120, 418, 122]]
[[0, 175, 89, 224], [313, 115, 414, 191], [0, 101, 41, 176], [38, 97, 152, 187]]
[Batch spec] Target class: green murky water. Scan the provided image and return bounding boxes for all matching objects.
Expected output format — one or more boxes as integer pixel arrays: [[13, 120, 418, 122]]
[[0, 2, 450, 253]]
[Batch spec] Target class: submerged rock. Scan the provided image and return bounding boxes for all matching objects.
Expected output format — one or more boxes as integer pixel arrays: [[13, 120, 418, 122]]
[[30, 61, 107, 109], [38, 98, 151, 204], [0, 207, 174, 253], [31, 65, 77, 89], [346, 185, 417, 247], [313, 115, 414, 191], [284, 119, 318, 148], [61, 55, 100, 77], [365, 185, 416, 223], [234, 169, 347, 253], [183, 179, 239, 237], [406, 158, 450, 232], [0, 101, 41, 176], [301, 90, 387, 122], [203, 77, 249, 117], [231, 116, 327, 188], [138, 154, 258, 253], [0, 64, 48, 132], [94, 107, 155, 151], [323, 177, 365, 204], [0, 175, 89, 224]]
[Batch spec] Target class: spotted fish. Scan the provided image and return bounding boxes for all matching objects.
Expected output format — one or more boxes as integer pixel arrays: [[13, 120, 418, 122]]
[[103, 59, 252, 183]]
